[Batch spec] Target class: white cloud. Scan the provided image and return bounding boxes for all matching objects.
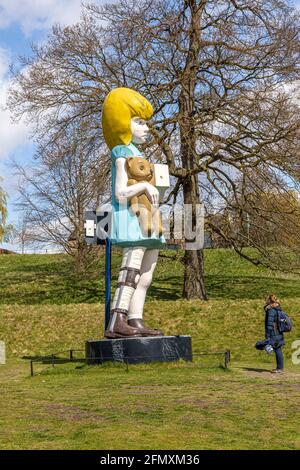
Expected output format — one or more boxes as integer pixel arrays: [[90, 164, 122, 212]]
[[0, 46, 9, 77], [0, 0, 105, 35], [0, 1, 108, 162], [0, 46, 30, 161]]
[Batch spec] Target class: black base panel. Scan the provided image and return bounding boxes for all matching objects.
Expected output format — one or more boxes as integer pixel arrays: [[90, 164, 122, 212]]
[[85, 335, 192, 364]]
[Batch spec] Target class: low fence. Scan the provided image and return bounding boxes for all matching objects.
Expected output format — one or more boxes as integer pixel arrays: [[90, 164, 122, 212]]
[[27, 349, 231, 376]]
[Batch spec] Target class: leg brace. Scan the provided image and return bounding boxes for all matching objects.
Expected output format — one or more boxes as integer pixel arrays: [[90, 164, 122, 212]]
[[110, 247, 146, 325], [128, 248, 159, 321]]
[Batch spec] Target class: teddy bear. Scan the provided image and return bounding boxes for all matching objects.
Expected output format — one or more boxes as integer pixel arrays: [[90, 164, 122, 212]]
[[125, 157, 163, 237]]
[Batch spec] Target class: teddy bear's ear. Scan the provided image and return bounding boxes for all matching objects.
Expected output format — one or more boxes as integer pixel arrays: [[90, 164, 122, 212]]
[[125, 158, 132, 171]]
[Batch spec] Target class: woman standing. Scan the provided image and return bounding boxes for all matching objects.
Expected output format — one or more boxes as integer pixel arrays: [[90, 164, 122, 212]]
[[264, 294, 285, 373]]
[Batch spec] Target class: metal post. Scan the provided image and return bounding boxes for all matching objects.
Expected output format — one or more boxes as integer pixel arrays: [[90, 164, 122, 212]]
[[70, 349, 73, 361], [52, 354, 55, 368], [30, 360, 34, 377], [105, 237, 112, 331], [224, 350, 230, 369]]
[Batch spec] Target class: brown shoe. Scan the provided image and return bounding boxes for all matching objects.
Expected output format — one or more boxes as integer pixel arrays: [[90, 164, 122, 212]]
[[105, 309, 142, 338], [128, 318, 164, 337]]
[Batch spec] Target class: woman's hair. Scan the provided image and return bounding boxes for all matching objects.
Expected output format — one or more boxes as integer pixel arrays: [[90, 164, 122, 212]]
[[102, 87, 153, 150], [265, 294, 279, 305]]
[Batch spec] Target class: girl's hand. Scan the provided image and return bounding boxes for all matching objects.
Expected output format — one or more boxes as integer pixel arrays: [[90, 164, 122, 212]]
[[145, 183, 159, 207]]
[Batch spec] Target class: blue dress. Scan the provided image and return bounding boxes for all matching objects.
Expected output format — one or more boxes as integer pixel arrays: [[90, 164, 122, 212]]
[[110, 143, 166, 249]]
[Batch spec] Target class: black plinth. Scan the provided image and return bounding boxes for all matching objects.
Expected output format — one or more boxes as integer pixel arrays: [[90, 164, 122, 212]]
[[85, 335, 192, 365]]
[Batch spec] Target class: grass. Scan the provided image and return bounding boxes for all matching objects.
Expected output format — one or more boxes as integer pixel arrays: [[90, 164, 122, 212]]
[[1, 247, 299, 305], [0, 248, 300, 449]]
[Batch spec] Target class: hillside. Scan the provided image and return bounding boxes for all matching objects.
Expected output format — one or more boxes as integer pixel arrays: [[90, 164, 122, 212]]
[[0, 249, 300, 450]]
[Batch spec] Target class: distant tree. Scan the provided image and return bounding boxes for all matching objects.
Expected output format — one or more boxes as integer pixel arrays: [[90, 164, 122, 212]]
[[9, 0, 300, 296], [0, 178, 7, 242], [9, 210, 38, 254], [207, 169, 300, 268], [2, 224, 15, 243]]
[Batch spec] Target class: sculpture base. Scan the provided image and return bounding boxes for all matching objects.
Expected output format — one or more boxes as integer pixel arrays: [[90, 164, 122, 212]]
[[85, 335, 192, 365]]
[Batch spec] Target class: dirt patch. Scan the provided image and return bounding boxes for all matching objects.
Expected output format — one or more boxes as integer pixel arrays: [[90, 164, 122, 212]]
[[125, 384, 165, 395], [178, 398, 211, 409], [177, 397, 237, 412], [238, 368, 300, 381], [28, 425, 51, 433], [125, 385, 164, 390], [45, 403, 107, 424]]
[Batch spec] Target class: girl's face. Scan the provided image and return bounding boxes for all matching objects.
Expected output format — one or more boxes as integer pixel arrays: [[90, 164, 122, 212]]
[[131, 117, 150, 144]]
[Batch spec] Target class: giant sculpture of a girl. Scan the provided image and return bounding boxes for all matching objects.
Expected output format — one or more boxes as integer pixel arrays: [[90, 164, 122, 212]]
[[102, 88, 166, 338]]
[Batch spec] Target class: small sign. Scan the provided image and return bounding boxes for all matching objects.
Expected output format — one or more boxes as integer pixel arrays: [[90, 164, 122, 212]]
[[153, 164, 170, 201], [0, 341, 5, 365], [153, 163, 170, 189], [85, 219, 96, 237]]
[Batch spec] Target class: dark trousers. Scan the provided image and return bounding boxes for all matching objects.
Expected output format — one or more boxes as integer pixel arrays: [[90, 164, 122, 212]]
[[275, 347, 284, 370]]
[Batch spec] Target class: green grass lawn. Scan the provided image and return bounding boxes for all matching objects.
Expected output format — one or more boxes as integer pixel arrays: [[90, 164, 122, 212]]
[[0, 248, 300, 449]]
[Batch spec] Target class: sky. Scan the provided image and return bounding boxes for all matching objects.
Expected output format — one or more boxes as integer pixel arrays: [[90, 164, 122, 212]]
[[0, 0, 300, 252], [0, 0, 108, 252]]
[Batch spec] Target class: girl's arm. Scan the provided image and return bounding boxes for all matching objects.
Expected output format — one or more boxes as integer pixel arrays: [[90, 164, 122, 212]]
[[115, 158, 159, 206]]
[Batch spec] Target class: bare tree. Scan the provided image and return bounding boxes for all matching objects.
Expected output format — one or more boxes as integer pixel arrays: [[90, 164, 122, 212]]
[[9, 0, 300, 297], [207, 168, 300, 268], [0, 177, 7, 242], [10, 210, 38, 254], [14, 120, 110, 273]]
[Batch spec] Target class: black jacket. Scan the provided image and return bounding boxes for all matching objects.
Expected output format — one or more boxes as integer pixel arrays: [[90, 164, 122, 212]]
[[264, 304, 285, 348]]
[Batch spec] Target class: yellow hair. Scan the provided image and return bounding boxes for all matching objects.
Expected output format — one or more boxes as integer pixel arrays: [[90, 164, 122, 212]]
[[102, 87, 154, 150]]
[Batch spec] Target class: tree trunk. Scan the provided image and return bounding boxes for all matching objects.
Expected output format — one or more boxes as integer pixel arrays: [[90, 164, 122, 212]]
[[183, 247, 206, 299], [182, 173, 207, 300], [179, 1, 207, 300]]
